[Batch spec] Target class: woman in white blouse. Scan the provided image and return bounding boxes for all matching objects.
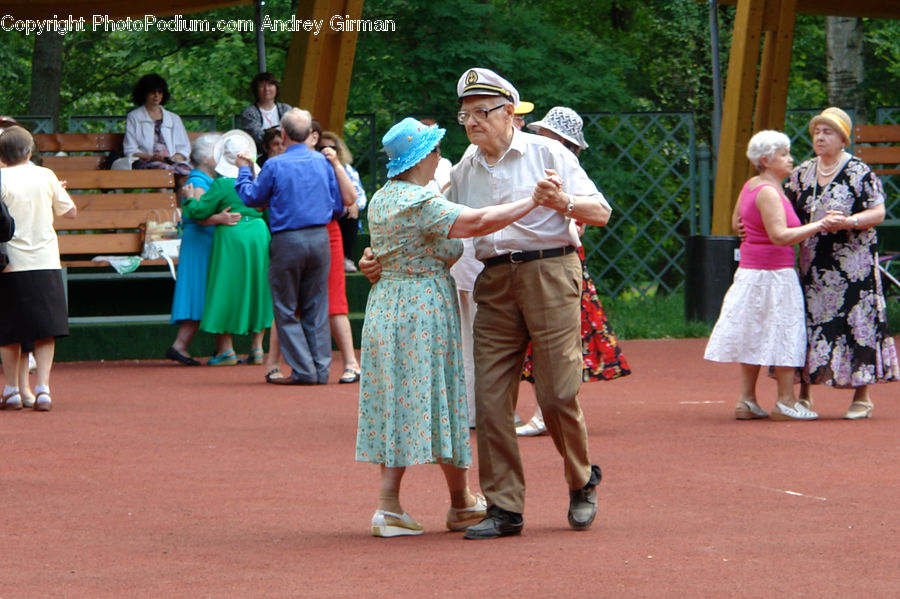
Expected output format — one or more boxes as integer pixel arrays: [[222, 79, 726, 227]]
[[122, 73, 191, 177]]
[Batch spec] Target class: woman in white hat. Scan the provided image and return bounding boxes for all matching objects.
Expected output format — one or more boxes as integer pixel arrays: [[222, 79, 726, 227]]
[[181, 130, 273, 366], [514, 107, 631, 436], [356, 117, 541, 537], [784, 107, 899, 418]]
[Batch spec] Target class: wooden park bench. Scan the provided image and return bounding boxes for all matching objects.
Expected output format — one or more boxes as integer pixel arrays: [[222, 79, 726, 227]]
[[853, 124, 900, 176], [854, 125, 900, 300], [35, 133, 186, 323]]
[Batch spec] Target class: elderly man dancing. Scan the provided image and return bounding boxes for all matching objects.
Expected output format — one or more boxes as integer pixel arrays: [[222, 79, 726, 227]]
[[448, 68, 612, 539]]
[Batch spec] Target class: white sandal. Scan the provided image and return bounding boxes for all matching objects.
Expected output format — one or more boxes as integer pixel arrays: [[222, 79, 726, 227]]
[[34, 391, 52, 412], [516, 416, 547, 437], [1, 390, 22, 410]]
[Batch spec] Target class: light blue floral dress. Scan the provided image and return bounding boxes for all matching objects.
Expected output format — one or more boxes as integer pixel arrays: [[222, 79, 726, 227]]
[[355, 180, 469, 467]]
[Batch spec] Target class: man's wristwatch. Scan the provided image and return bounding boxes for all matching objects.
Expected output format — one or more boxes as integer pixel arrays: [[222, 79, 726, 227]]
[[851, 215, 859, 229], [565, 196, 575, 214]]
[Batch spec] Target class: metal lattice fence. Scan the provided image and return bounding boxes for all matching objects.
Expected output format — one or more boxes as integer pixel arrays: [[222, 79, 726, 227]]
[[871, 107, 900, 218], [17, 108, 898, 301], [68, 115, 217, 133], [578, 112, 697, 298], [9, 115, 53, 133], [343, 111, 698, 300]]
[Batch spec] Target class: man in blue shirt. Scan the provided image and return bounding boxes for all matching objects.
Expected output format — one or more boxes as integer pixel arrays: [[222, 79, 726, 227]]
[[235, 108, 343, 384]]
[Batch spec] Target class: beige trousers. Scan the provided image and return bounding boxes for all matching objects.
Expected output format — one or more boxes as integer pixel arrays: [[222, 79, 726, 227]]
[[472, 252, 591, 514]]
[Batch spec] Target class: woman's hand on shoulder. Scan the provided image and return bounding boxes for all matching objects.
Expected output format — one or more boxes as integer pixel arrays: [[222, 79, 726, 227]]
[[208, 207, 241, 226], [181, 183, 202, 201]]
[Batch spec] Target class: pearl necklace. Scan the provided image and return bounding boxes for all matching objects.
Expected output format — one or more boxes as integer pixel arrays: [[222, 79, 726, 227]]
[[817, 153, 844, 178]]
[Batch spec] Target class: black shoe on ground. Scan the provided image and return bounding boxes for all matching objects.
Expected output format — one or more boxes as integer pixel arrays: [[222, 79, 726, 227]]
[[462, 505, 523, 540], [568, 464, 602, 530], [166, 346, 201, 366]]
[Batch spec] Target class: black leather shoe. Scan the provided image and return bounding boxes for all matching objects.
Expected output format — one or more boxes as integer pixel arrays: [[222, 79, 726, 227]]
[[568, 464, 602, 530], [166, 346, 201, 366], [462, 505, 523, 540]]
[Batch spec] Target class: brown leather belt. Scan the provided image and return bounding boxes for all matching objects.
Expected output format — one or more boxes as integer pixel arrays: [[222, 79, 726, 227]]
[[482, 245, 576, 267]]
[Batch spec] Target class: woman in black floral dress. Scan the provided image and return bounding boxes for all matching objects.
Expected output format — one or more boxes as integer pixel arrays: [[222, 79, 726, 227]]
[[784, 107, 899, 419]]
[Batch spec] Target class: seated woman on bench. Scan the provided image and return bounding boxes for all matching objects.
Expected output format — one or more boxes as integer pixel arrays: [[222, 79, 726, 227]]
[[122, 73, 191, 179]]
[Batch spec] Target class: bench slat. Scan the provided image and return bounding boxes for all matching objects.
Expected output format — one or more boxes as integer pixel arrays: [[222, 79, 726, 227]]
[[854, 145, 900, 165], [55, 210, 153, 230], [854, 125, 900, 144], [35, 133, 125, 152], [71, 193, 177, 211], [42, 155, 106, 171], [58, 232, 142, 255], [57, 170, 174, 190]]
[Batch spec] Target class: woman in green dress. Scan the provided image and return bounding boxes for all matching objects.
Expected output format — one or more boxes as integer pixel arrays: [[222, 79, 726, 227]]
[[182, 130, 273, 365]]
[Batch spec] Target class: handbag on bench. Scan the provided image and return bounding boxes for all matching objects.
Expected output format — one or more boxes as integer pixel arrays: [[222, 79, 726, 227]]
[[140, 208, 181, 279]]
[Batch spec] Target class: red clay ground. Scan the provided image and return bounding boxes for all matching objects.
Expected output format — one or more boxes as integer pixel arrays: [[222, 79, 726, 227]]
[[3, 338, 899, 598]]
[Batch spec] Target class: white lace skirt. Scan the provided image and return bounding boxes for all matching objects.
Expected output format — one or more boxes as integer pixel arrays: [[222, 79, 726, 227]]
[[704, 267, 807, 367]]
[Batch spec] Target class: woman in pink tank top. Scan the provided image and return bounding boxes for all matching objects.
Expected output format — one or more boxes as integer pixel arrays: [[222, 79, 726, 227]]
[[704, 130, 838, 421]]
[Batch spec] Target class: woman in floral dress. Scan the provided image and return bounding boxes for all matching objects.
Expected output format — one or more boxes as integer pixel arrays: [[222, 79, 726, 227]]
[[785, 107, 899, 419], [355, 117, 541, 537]]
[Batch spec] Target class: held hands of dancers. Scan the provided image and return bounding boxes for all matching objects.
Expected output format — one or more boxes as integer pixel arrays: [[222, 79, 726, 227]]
[[820, 210, 853, 233], [532, 168, 568, 212]]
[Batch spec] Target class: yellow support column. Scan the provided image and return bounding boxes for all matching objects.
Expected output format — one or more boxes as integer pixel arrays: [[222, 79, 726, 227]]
[[754, 0, 797, 132], [711, 0, 765, 235], [281, 0, 364, 134]]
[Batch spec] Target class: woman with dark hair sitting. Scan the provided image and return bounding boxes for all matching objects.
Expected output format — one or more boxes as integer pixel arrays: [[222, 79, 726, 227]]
[[240, 72, 292, 156], [122, 73, 191, 177]]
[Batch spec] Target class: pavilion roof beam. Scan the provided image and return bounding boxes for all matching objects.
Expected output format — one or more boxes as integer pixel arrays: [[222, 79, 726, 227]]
[[280, 0, 363, 135], [714, 0, 900, 19]]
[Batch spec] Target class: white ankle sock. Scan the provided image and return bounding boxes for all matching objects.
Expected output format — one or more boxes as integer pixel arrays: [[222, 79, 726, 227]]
[[3, 385, 19, 397], [34, 384, 50, 395]]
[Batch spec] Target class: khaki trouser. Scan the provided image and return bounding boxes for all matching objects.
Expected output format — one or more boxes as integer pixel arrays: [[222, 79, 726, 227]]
[[473, 252, 591, 514]]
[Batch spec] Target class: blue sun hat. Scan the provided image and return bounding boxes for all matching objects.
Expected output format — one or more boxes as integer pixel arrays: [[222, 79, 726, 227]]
[[383, 117, 446, 178]]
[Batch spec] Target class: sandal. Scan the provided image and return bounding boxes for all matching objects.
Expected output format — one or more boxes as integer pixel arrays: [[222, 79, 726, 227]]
[[515, 416, 547, 437], [34, 391, 52, 412], [1, 390, 22, 410], [247, 348, 265, 365], [339, 367, 361, 384], [208, 349, 238, 366], [265, 367, 285, 383]]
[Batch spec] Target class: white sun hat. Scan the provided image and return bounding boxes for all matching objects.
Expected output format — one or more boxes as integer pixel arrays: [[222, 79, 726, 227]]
[[527, 106, 589, 150]]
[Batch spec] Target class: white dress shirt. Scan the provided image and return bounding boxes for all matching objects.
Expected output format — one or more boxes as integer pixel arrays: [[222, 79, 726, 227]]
[[446, 129, 610, 260]]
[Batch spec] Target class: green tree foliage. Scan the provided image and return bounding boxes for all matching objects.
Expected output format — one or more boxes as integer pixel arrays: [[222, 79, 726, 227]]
[[3, 1, 900, 138], [0, 0, 296, 130]]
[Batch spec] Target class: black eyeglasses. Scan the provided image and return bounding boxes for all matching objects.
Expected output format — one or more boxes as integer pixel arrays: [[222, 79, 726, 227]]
[[317, 144, 337, 151], [456, 104, 507, 125]]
